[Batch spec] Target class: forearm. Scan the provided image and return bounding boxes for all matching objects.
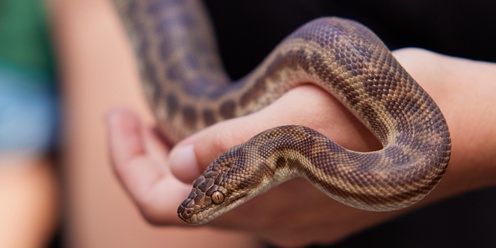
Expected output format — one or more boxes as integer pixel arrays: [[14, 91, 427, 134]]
[[104, 37, 496, 246], [168, 49, 496, 246], [393, 49, 496, 203]]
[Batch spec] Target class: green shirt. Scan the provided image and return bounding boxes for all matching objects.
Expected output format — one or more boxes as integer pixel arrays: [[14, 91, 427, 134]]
[[0, 0, 56, 86]]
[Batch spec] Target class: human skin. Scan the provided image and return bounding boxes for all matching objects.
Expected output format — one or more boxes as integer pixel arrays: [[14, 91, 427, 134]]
[[51, 0, 261, 247], [106, 48, 496, 247], [0, 158, 59, 248]]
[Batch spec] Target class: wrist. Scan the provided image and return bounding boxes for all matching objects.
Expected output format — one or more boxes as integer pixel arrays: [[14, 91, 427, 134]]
[[398, 49, 496, 202]]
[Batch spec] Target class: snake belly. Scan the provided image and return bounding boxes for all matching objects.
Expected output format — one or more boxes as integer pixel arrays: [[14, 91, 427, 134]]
[[112, 0, 451, 225]]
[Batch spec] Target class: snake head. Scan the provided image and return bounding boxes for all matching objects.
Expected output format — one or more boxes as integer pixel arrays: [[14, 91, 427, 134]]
[[177, 143, 276, 225]]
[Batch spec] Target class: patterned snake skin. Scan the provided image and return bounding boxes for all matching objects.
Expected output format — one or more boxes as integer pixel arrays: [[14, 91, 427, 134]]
[[112, 0, 451, 225]]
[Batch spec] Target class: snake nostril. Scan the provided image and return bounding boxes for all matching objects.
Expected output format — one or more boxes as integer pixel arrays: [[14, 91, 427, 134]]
[[184, 210, 193, 219], [178, 207, 194, 220]]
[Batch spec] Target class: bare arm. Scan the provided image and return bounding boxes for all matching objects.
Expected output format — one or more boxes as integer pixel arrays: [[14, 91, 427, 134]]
[[107, 48, 496, 247]]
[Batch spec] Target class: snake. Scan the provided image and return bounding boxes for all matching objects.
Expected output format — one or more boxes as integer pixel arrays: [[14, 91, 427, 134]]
[[112, 0, 451, 225]]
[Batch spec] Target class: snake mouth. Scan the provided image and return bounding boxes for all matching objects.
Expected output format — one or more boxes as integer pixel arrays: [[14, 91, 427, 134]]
[[177, 192, 250, 224], [229, 192, 248, 206]]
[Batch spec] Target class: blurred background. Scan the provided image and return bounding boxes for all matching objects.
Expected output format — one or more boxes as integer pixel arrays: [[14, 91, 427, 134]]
[[1, 0, 258, 247], [0, 0, 60, 247], [0, 0, 495, 247]]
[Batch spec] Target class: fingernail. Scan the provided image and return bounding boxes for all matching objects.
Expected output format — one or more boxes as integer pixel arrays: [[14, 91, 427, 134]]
[[169, 144, 201, 182]]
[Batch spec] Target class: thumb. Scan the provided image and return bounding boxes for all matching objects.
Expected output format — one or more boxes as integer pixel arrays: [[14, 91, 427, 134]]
[[167, 85, 343, 184], [163, 50, 430, 185], [168, 117, 262, 183]]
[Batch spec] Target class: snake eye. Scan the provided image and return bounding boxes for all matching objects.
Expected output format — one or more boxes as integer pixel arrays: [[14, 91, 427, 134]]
[[211, 191, 225, 204]]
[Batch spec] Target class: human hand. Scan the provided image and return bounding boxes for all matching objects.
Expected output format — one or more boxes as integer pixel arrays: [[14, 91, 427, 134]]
[[106, 48, 496, 247]]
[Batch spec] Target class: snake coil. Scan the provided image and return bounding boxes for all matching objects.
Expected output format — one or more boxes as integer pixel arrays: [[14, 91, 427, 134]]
[[112, 0, 451, 225]]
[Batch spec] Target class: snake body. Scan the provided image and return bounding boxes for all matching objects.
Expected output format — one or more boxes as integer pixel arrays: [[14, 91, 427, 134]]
[[113, 0, 451, 225]]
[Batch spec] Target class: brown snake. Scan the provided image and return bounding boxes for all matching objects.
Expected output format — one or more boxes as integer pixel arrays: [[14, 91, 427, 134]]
[[112, 0, 451, 225]]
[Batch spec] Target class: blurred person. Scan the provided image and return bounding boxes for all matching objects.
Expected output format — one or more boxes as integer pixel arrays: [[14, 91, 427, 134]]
[[0, 0, 60, 247]]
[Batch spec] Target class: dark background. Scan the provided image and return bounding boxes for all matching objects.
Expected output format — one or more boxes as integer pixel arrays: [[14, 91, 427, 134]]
[[203, 0, 496, 247]]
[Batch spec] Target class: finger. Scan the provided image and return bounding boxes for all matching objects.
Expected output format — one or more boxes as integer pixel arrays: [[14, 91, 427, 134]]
[[168, 85, 370, 183], [106, 109, 194, 224], [106, 109, 162, 194], [167, 142, 202, 183], [106, 109, 146, 166], [168, 115, 258, 183]]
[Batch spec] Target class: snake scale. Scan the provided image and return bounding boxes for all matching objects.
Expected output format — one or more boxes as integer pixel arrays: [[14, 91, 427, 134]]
[[112, 0, 451, 225]]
